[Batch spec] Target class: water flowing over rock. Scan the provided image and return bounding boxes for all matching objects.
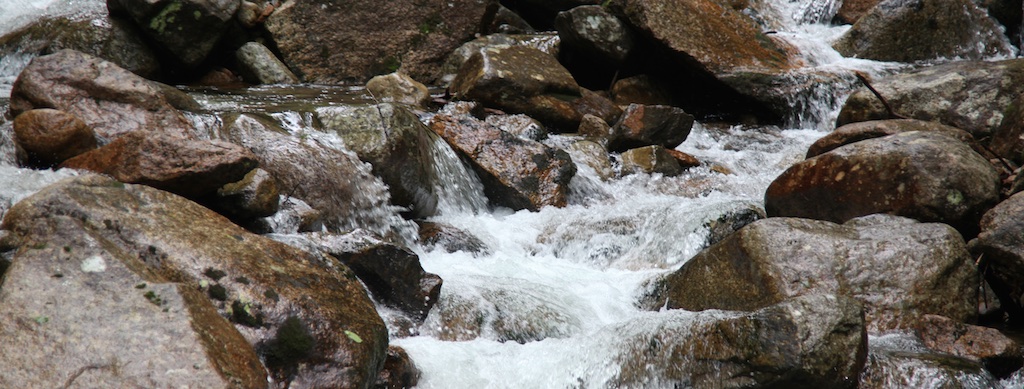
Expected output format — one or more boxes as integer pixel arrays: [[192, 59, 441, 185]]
[[837, 59, 1024, 141], [429, 113, 576, 211], [972, 192, 1024, 322], [235, 41, 299, 85], [1, 174, 388, 389], [653, 215, 978, 332], [860, 334, 997, 388], [610, 295, 866, 388], [806, 119, 980, 158], [607, 104, 694, 151], [765, 131, 1000, 236], [915, 315, 1024, 378], [0, 13, 160, 79], [365, 72, 431, 108], [9, 50, 198, 143], [0, 219, 267, 388], [316, 103, 441, 218], [12, 108, 96, 167], [450, 45, 584, 131], [265, 0, 499, 83], [107, 0, 239, 69], [60, 131, 258, 199], [217, 113, 416, 241], [833, 0, 1014, 63], [554, 5, 634, 65]]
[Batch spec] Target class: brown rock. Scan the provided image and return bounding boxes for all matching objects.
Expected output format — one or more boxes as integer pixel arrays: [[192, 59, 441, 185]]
[[666, 149, 702, 169], [375, 346, 421, 389], [834, 0, 880, 24], [9, 50, 197, 143], [439, 33, 561, 83], [430, 113, 576, 211], [608, 104, 695, 152], [12, 108, 96, 167], [418, 221, 490, 256], [212, 168, 281, 220], [620, 145, 683, 176], [366, 72, 432, 108], [60, 131, 258, 199], [973, 191, 1024, 323], [611, 74, 674, 106], [915, 314, 1024, 378], [991, 92, 1024, 163], [807, 119, 980, 158]]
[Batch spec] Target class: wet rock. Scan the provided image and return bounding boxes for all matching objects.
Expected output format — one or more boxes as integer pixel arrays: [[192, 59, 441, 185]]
[[488, 5, 536, 34], [0, 14, 160, 78], [265, 0, 499, 83], [765, 131, 1000, 237], [611, 294, 865, 388], [620, 145, 683, 177], [316, 104, 440, 218], [833, 0, 1013, 63], [860, 334, 996, 389], [484, 114, 547, 141], [915, 314, 1024, 378], [430, 113, 576, 211], [607, 104, 694, 152], [0, 220, 267, 388], [235, 41, 300, 85], [439, 33, 560, 84], [303, 230, 442, 321], [654, 215, 978, 332], [972, 191, 1024, 322], [554, 5, 634, 65], [611, 74, 674, 106], [665, 149, 702, 169], [571, 89, 623, 128], [703, 202, 765, 246], [211, 168, 281, 221], [2, 174, 387, 388], [837, 59, 1024, 141], [417, 221, 490, 256], [807, 119, 979, 158], [255, 197, 324, 234], [218, 113, 414, 239], [451, 45, 583, 131], [366, 73, 431, 108], [60, 131, 258, 199], [375, 346, 421, 389], [9, 50, 198, 143], [12, 108, 96, 168], [566, 140, 614, 180], [108, 0, 239, 68], [577, 113, 612, 144], [835, 0, 880, 24], [991, 92, 1024, 163]]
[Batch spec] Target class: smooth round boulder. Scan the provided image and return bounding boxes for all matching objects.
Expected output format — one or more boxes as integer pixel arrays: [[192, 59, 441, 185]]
[[12, 108, 96, 167]]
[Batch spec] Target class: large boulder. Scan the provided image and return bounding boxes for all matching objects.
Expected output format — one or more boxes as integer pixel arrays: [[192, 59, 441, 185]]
[[429, 113, 576, 211], [12, 108, 97, 167], [450, 45, 584, 131], [833, 0, 1014, 63], [652, 215, 979, 332], [765, 131, 1000, 236], [60, 131, 258, 199], [606, 294, 866, 388], [0, 14, 160, 78], [107, 0, 239, 68], [1, 174, 389, 388], [837, 59, 1024, 141], [972, 192, 1024, 321], [9, 50, 198, 143], [806, 119, 980, 158], [265, 0, 499, 83], [315, 104, 440, 218]]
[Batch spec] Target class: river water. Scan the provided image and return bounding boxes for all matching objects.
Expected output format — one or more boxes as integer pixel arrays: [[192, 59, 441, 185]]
[[2, 0, 1024, 388]]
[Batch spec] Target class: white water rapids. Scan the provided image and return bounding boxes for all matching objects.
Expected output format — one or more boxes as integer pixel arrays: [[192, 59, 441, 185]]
[[3, 0, 1024, 387]]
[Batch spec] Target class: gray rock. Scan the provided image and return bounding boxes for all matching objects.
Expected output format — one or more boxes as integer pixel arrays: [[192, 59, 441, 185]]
[[487, 5, 536, 34], [653, 215, 978, 333], [619, 145, 683, 176], [833, 0, 1014, 62], [108, 0, 239, 68], [807, 119, 980, 158], [991, 92, 1024, 163], [566, 140, 614, 180], [417, 221, 490, 256], [973, 192, 1024, 322], [440, 33, 560, 84], [235, 41, 300, 85], [554, 5, 634, 64], [860, 334, 996, 389], [366, 72, 431, 108], [766, 131, 1000, 237]]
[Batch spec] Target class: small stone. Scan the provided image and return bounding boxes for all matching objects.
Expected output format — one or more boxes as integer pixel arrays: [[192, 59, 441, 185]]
[[236, 42, 300, 85], [620, 145, 683, 177], [12, 109, 97, 167], [366, 72, 432, 108]]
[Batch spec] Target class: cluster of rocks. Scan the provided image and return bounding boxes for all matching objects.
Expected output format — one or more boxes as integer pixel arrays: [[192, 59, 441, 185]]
[[1, 0, 1024, 387]]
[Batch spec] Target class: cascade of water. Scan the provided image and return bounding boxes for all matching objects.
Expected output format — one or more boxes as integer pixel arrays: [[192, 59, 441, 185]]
[[428, 133, 489, 216]]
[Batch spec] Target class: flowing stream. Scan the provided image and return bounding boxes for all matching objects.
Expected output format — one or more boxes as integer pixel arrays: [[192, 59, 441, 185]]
[[3, 0, 1024, 388]]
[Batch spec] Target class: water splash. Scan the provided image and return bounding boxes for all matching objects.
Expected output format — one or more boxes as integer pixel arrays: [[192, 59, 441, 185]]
[[428, 133, 489, 216]]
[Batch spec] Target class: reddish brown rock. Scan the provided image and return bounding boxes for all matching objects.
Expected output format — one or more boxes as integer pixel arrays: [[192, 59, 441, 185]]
[[12, 108, 96, 167], [915, 315, 1023, 378], [608, 104, 695, 152], [834, 0, 880, 24], [430, 113, 576, 211], [666, 149, 702, 169], [620, 145, 683, 176], [9, 50, 197, 143], [60, 131, 258, 199], [611, 75, 674, 106], [375, 346, 421, 389]]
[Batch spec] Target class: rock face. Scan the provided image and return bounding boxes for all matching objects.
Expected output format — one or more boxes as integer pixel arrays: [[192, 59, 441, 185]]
[[365, 73, 432, 108], [265, 0, 499, 83], [450, 45, 583, 130], [60, 131, 258, 199], [915, 315, 1024, 378], [316, 104, 440, 218], [806, 119, 979, 158], [973, 192, 1024, 321], [108, 0, 239, 68], [1, 174, 388, 388], [554, 5, 634, 64], [607, 104, 694, 151], [837, 59, 1024, 141], [9, 50, 198, 143], [654, 215, 978, 332], [12, 108, 97, 167], [765, 131, 1000, 236], [430, 113, 576, 211], [235, 41, 300, 85], [833, 0, 1013, 62], [610, 295, 866, 388]]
